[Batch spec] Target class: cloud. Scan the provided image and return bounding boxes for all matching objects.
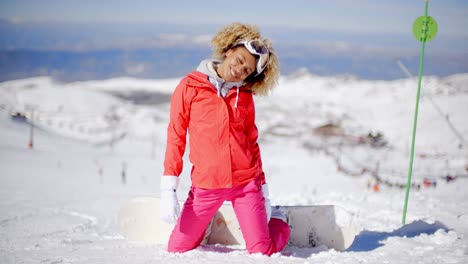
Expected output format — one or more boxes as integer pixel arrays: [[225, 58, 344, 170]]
[[124, 63, 148, 75]]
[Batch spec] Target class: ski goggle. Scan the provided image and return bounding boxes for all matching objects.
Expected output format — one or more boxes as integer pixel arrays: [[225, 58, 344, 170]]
[[235, 40, 270, 76]]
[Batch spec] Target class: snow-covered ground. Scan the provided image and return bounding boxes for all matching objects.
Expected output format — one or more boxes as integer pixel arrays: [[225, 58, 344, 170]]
[[1, 72, 467, 263]]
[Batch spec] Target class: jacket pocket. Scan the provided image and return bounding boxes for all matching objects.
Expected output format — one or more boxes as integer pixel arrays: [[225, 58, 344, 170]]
[[232, 165, 258, 185]]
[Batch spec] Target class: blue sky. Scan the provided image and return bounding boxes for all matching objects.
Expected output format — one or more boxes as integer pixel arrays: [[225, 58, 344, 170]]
[[0, 1, 467, 80], [1, 0, 467, 37]]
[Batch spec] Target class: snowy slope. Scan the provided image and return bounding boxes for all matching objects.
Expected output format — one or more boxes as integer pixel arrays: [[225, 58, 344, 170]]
[[0, 73, 467, 263]]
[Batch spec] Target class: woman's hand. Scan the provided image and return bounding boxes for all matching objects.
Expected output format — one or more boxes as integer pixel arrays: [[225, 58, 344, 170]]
[[160, 176, 180, 224]]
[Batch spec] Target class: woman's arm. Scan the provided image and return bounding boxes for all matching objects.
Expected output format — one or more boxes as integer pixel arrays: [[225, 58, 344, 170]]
[[244, 97, 266, 185], [163, 78, 193, 176]]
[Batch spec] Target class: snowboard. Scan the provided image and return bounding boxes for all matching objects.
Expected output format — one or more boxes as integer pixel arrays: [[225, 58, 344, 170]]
[[118, 197, 357, 251]]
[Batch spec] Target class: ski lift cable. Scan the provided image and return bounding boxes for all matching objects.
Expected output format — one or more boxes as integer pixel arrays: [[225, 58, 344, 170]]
[[396, 59, 467, 147]]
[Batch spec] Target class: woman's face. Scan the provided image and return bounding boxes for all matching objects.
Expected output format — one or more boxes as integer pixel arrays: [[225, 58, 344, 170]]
[[217, 46, 257, 82]]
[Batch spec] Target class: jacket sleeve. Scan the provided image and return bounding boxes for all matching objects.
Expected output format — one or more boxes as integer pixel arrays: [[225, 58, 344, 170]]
[[163, 78, 193, 176], [244, 95, 266, 185]]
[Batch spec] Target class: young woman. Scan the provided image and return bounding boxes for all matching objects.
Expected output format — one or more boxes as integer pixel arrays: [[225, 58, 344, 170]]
[[160, 23, 290, 256]]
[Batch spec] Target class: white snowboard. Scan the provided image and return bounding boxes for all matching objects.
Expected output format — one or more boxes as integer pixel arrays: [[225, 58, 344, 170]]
[[118, 197, 357, 251]]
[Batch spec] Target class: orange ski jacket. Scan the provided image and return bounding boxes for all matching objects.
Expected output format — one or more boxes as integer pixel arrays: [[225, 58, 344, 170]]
[[163, 71, 265, 189]]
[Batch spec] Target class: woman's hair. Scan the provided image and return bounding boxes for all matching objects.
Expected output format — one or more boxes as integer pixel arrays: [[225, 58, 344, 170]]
[[211, 23, 279, 96]]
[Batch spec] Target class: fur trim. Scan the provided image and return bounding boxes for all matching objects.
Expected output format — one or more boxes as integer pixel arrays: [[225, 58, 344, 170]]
[[211, 23, 279, 96]]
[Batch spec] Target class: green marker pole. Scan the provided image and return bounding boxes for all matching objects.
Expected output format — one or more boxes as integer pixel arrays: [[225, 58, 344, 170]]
[[402, 0, 438, 225]]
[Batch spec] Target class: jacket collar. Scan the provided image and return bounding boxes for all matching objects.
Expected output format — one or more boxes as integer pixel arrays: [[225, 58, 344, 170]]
[[187, 71, 251, 94], [187, 71, 251, 108], [196, 59, 244, 97]]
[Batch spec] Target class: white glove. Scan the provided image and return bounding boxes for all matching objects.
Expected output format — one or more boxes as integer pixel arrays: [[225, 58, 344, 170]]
[[262, 183, 272, 222], [160, 175, 180, 224]]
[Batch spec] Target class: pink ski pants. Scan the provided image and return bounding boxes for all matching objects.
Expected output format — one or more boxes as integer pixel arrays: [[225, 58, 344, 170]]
[[167, 179, 290, 256]]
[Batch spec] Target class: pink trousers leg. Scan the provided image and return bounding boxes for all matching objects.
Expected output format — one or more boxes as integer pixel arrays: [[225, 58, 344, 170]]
[[167, 188, 224, 253], [230, 181, 290, 256]]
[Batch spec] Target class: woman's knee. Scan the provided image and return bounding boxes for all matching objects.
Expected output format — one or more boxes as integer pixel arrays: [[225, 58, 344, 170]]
[[246, 240, 276, 256]]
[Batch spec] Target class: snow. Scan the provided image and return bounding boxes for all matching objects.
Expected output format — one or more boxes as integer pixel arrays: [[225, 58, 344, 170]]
[[1, 72, 468, 263]]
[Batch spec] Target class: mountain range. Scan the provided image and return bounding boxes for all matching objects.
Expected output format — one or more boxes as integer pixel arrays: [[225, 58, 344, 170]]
[[1, 19, 467, 81]]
